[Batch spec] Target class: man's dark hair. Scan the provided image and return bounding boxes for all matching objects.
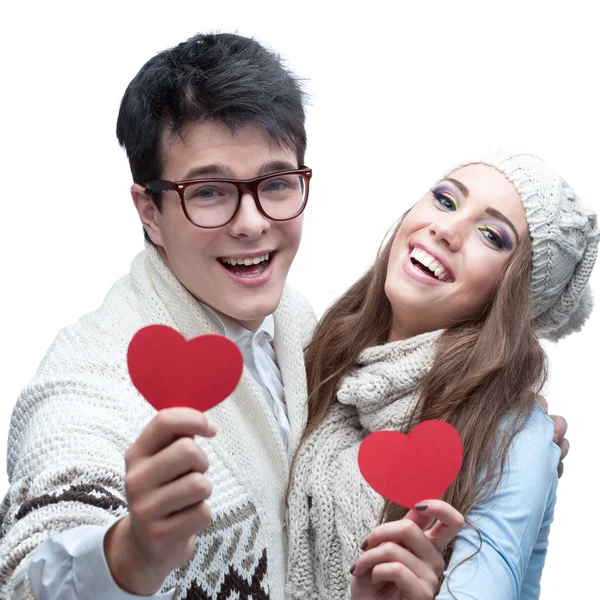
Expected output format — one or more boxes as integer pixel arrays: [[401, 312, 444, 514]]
[[116, 32, 307, 235]]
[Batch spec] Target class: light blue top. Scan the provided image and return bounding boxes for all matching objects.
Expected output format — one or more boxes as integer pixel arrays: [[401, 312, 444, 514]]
[[437, 403, 560, 599]]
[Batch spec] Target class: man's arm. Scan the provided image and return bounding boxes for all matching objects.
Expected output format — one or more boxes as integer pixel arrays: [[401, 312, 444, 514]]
[[28, 520, 174, 600], [537, 395, 569, 477], [549, 414, 568, 478], [0, 373, 213, 599], [0, 382, 133, 599]]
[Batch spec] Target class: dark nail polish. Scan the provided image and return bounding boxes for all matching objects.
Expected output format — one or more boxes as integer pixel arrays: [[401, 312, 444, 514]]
[[415, 502, 429, 511], [360, 539, 368, 551], [349, 564, 355, 575]]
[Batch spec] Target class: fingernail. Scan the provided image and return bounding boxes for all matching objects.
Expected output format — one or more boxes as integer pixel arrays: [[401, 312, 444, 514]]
[[415, 502, 429, 511], [208, 422, 218, 435], [349, 564, 355, 575], [360, 539, 368, 551]]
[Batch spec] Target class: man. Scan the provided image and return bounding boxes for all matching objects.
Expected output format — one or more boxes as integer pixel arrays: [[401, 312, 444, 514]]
[[0, 32, 568, 600]]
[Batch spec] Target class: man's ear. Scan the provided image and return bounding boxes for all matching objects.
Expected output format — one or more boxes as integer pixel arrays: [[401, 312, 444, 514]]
[[131, 184, 164, 246]]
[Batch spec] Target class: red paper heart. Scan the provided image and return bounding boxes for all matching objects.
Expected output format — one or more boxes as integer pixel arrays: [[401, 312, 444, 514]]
[[358, 420, 463, 509], [127, 325, 243, 412]]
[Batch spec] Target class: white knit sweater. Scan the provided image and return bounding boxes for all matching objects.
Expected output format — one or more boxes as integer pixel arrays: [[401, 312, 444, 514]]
[[0, 243, 316, 600]]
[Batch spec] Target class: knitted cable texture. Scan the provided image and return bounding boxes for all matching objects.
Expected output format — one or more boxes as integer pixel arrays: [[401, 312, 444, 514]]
[[286, 330, 442, 599]]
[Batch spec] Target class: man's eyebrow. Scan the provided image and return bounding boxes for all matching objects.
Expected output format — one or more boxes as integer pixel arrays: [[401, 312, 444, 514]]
[[257, 160, 298, 176], [181, 164, 233, 179], [446, 177, 470, 198], [180, 161, 298, 181], [486, 207, 520, 241]]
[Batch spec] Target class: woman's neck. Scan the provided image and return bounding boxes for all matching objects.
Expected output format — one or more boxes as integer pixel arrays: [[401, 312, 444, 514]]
[[387, 317, 442, 343]]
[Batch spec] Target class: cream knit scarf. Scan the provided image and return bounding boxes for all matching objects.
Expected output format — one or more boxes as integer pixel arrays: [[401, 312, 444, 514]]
[[286, 329, 443, 599]]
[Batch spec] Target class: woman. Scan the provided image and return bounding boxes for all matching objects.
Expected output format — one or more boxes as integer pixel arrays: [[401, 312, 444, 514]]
[[286, 148, 598, 599]]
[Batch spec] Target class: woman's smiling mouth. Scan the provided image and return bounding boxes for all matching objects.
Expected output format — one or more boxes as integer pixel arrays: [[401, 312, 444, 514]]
[[406, 244, 455, 283]]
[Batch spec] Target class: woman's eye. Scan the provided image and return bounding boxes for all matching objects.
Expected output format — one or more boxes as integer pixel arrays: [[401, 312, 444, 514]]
[[433, 191, 458, 211], [479, 225, 506, 250]]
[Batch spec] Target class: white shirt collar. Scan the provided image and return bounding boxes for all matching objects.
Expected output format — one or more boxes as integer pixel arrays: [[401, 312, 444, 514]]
[[200, 302, 274, 344]]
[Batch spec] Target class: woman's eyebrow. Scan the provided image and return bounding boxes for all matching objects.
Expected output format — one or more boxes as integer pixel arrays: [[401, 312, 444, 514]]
[[446, 177, 470, 197]]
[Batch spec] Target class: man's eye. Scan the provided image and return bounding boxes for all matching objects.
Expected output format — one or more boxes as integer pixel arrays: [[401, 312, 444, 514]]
[[196, 187, 218, 198], [187, 186, 224, 200], [263, 180, 288, 192]]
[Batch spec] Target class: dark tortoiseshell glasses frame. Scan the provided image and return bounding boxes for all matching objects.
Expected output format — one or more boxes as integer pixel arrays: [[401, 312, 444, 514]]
[[144, 166, 312, 229]]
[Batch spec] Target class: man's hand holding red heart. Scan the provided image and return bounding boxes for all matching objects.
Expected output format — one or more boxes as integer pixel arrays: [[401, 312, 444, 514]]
[[106, 327, 244, 595], [104, 408, 217, 595]]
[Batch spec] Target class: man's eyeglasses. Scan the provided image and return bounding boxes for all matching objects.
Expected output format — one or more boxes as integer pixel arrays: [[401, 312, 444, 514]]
[[145, 167, 312, 229]]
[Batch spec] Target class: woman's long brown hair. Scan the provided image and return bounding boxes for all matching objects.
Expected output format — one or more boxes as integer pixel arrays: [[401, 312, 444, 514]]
[[292, 223, 547, 590]]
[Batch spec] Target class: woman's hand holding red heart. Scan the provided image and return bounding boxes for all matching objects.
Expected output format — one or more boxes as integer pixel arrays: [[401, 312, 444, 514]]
[[350, 499, 464, 600], [104, 407, 217, 595]]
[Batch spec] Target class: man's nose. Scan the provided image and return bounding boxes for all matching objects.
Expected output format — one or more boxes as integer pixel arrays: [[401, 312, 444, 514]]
[[227, 193, 270, 239]]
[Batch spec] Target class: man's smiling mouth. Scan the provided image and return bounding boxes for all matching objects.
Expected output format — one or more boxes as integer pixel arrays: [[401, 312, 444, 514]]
[[218, 252, 274, 277]]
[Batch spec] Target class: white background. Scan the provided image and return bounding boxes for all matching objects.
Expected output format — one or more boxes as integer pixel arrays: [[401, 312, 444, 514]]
[[1, 1, 598, 597]]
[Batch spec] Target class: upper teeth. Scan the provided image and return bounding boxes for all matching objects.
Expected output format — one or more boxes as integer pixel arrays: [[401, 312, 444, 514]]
[[221, 253, 270, 266], [410, 248, 450, 282]]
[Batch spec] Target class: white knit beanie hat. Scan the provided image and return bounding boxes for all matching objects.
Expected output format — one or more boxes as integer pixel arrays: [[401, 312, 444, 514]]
[[445, 147, 599, 341]]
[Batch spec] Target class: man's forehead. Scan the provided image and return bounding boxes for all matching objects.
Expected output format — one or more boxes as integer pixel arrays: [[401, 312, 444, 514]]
[[159, 122, 298, 178], [164, 121, 279, 152]]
